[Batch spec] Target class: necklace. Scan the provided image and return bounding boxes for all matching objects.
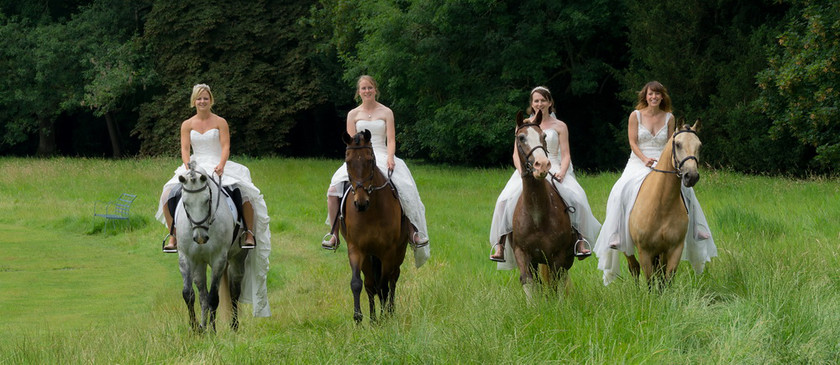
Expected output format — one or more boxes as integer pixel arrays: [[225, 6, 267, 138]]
[[362, 104, 376, 119]]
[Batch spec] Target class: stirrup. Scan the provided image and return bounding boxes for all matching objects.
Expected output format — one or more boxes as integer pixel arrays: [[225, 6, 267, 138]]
[[321, 233, 338, 251], [574, 237, 592, 258], [240, 230, 256, 249], [489, 243, 505, 263], [161, 233, 177, 253], [410, 231, 429, 249]]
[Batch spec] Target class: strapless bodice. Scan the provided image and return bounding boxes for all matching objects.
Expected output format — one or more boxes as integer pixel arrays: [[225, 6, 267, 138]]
[[355, 119, 388, 155], [190, 129, 222, 164]]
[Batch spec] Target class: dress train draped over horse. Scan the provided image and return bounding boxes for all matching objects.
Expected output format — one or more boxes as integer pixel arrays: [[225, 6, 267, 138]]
[[593, 111, 717, 285], [156, 128, 271, 317], [326, 119, 430, 268], [489, 128, 602, 270]]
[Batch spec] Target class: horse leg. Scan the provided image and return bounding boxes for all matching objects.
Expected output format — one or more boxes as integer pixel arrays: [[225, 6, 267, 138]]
[[362, 256, 377, 323], [512, 246, 535, 303], [179, 259, 197, 330], [663, 242, 685, 288], [193, 266, 209, 332], [206, 259, 226, 333], [348, 250, 365, 323], [226, 256, 247, 331], [636, 250, 655, 288], [626, 254, 641, 281]]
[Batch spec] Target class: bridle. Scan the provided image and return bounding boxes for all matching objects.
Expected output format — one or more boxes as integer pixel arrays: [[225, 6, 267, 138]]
[[181, 170, 223, 233], [515, 123, 548, 177], [345, 144, 393, 195], [650, 129, 698, 178]]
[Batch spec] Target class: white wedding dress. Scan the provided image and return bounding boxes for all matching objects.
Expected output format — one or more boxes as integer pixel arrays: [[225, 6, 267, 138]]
[[489, 128, 602, 270], [326, 119, 431, 268], [593, 111, 717, 285], [156, 129, 271, 317]]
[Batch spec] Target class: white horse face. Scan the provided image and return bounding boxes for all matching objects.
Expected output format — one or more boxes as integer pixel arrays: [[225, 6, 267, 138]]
[[674, 121, 702, 187], [515, 110, 550, 179], [178, 168, 211, 244]]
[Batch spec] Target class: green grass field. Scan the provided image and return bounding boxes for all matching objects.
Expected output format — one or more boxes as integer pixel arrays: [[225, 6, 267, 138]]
[[0, 157, 838, 364]]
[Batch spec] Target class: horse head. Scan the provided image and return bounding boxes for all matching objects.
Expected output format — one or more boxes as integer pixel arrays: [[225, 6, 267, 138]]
[[515, 110, 550, 179], [178, 161, 212, 244], [342, 130, 376, 211], [672, 119, 702, 188]]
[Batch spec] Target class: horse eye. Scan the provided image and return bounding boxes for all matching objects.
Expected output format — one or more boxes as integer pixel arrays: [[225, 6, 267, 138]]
[[518, 135, 525, 141], [675, 142, 682, 149]]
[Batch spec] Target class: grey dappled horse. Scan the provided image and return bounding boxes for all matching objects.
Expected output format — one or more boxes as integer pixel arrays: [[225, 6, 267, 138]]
[[175, 162, 248, 332]]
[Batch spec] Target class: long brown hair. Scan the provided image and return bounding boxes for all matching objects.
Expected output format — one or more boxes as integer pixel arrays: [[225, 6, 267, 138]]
[[635, 81, 672, 112], [526, 86, 556, 115]]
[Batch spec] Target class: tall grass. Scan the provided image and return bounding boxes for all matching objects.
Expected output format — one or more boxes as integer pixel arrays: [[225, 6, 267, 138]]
[[0, 157, 838, 363]]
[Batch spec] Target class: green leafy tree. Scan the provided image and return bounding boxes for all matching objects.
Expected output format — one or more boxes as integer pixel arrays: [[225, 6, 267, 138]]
[[135, 0, 337, 157], [315, 0, 627, 167], [756, 0, 839, 171], [622, 0, 799, 174]]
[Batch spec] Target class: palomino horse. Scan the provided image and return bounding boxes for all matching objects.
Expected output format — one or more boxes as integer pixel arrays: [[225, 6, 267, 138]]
[[511, 110, 577, 300], [627, 120, 702, 287], [175, 162, 249, 331], [339, 130, 410, 323]]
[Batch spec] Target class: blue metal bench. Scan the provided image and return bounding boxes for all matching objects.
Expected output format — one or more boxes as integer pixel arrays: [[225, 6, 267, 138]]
[[93, 193, 137, 233]]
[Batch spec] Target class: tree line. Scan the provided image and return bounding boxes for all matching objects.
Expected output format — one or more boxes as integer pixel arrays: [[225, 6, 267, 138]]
[[0, 0, 836, 174]]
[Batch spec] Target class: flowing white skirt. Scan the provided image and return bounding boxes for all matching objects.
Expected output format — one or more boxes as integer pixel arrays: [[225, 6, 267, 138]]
[[326, 156, 430, 268], [488, 165, 602, 270], [156, 157, 271, 317], [593, 156, 717, 285]]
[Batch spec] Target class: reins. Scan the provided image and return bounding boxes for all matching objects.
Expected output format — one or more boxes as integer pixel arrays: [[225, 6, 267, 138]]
[[650, 129, 698, 178], [182, 169, 223, 233], [345, 145, 395, 195]]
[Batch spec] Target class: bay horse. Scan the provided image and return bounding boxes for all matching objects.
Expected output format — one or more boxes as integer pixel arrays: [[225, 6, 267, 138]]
[[511, 110, 577, 301], [339, 130, 410, 323], [627, 120, 702, 288], [175, 162, 249, 332]]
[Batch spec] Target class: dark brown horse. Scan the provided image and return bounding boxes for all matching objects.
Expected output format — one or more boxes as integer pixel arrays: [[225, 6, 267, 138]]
[[627, 120, 703, 287], [338, 130, 410, 323], [511, 111, 577, 301]]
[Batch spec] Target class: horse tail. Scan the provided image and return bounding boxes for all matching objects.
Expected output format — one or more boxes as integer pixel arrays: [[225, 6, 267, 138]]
[[217, 266, 232, 323], [539, 264, 552, 285]]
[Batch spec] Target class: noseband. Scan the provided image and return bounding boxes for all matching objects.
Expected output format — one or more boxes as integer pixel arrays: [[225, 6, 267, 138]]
[[182, 171, 223, 233], [650, 129, 698, 178], [516, 123, 548, 177], [345, 145, 393, 195]]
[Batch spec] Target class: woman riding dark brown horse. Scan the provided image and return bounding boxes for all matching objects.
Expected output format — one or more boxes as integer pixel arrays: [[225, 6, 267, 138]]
[[339, 130, 411, 323], [510, 111, 578, 300]]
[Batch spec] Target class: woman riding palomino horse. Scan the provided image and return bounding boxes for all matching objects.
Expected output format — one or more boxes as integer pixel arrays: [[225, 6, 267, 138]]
[[322, 75, 430, 269], [593, 81, 717, 286], [510, 110, 579, 300], [489, 86, 601, 269], [155, 84, 270, 318], [628, 120, 705, 286], [340, 130, 411, 323]]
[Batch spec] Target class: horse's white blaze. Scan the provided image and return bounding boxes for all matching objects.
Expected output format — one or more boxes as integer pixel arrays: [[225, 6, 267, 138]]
[[522, 127, 550, 176]]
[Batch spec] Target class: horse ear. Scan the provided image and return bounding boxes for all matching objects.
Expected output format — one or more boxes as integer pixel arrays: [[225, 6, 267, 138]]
[[516, 111, 524, 128], [342, 132, 353, 145], [363, 129, 371, 143], [692, 119, 702, 132], [534, 109, 543, 124]]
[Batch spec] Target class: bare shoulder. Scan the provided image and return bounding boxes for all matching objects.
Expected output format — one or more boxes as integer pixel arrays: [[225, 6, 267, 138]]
[[214, 114, 229, 128], [554, 120, 569, 134], [181, 118, 193, 131]]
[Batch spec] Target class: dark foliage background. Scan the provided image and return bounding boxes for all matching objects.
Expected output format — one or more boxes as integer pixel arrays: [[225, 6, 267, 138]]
[[0, 0, 835, 174]]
